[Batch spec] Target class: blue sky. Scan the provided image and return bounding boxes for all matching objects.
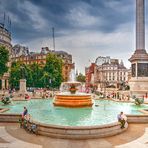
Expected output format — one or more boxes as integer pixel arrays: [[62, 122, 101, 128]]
[[0, 0, 148, 73]]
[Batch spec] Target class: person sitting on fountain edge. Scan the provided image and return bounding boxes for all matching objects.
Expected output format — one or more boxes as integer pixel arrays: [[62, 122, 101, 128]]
[[22, 106, 28, 119], [117, 112, 127, 128]]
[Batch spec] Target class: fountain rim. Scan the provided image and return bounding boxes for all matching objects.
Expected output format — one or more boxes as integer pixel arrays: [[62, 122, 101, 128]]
[[61, 81, 82, 86]]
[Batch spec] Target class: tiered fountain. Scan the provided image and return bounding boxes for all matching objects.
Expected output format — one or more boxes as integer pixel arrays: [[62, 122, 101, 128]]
[[53, 70, 93, 107]]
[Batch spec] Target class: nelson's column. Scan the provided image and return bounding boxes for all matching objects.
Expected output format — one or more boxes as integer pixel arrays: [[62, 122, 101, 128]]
[[129, 0, 148, 98]]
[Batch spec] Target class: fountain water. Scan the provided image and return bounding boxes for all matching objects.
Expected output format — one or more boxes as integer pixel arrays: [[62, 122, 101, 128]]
[[53, 70, 93, 107]]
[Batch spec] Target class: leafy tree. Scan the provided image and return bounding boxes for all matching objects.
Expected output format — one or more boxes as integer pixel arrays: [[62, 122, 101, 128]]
[[9, 62, 42, 89], [9, 62, 22, 89], [9, 53, 63, 89], [0, 46, 9, 77], [76, 73, 86, 83], [28, 63, 43, 88], [43, 53, 63, 88]]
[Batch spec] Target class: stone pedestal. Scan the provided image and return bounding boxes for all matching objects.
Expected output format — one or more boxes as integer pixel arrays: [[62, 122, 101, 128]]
[[129, 77, 148, 97], [129, 0, 148, 98], [1, 79, 5, 90], [6, 80, 9, 89], [19, 79, 27, 94]]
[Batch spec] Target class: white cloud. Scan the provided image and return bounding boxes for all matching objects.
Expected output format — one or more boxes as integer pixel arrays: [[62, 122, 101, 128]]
[[66, 3, 103, 27], [104, 0, 133, 13]]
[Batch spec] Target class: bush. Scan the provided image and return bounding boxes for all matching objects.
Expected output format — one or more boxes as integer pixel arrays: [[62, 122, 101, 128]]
[[1, 96, 11, 105], [135, 98, 144, 105]]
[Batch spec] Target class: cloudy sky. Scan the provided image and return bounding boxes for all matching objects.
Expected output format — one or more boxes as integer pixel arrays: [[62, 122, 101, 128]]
[[0, 0, 148, 73]]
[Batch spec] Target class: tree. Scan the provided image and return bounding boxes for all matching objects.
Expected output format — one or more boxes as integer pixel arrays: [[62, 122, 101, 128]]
[[9, 62, 22, 89], [76, 73, 86, 83], [9, 53, 63, 89], [9, 62, 42, 89], [9, 62, 30, 89], [0, 46, 9, 77], [43, 53, 63, 88], [28, 63, 43, 88]]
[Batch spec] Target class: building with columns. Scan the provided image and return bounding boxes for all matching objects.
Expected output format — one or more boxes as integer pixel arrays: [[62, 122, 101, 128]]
[[129, 0, 148, 97], [0, 23, 12, 90]]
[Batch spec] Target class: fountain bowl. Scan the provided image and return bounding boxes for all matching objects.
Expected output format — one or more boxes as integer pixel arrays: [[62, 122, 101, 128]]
[[53, 92, 93, 107], [53, 81, 93, 107]]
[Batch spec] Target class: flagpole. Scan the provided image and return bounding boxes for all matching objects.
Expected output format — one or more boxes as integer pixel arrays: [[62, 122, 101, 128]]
[[3, 12, 5, 28]]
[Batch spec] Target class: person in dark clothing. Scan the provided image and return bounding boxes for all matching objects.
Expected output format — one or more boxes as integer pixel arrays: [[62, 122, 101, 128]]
[[22, 107, 28, 118], [117, 111, 127, 128]]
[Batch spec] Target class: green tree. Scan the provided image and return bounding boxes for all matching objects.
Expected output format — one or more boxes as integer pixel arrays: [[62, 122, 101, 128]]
[[76, 73, 86, 83], [9, 62, 31, 89], [9, 62, 22, 89], [0, 46, 9, 77], [29, 63, 43, 88], [9, 53, 63, 89], [43, 53, 63, 88]]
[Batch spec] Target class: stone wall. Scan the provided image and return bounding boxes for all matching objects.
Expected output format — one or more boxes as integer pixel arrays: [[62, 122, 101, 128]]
[[27, 121, 128, 139], [127, 114, 148, 123], [0, 113, 21, 122], [2, 113, 148, 139]]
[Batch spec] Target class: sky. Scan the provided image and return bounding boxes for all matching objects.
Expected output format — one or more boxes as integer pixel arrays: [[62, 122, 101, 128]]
[[0, 0, 148, 74]]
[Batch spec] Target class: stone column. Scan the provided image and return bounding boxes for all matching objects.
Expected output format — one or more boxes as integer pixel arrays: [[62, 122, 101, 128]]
[[135, 62, 138, 77], [136, 0, 145, 50], [1, 79, 5, 90], [19, 79, 27, 94], [6, 80, 9, 89]]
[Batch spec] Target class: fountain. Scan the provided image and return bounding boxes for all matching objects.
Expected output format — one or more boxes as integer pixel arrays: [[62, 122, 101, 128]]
[[53, 70, 93, 107]]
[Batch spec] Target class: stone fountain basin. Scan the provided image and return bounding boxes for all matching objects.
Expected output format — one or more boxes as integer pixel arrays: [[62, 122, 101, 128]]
[[53, 92, 93, 107], [57, 92, 91, 96]]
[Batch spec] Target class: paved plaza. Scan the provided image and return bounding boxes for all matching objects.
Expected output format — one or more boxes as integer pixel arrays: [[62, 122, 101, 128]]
[[0, 123, 148, 148]]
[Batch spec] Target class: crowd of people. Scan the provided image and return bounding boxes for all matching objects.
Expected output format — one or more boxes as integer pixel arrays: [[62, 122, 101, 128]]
[[106, 92, 130, 101]]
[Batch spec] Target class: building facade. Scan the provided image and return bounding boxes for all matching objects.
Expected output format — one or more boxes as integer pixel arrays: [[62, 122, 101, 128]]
[[11, 44, 29, 58], [0, 23, 12, 90], [0, 24, 12, 51], [85, 63, 95, 89], [11, 46, 75, 82], [86, 56, 130, 91]]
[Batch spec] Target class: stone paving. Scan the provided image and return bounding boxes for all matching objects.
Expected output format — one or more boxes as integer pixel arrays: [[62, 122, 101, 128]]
[[0, 123, 148, 148], [0, 126, 42, 148], [116, 128, 148, 148]]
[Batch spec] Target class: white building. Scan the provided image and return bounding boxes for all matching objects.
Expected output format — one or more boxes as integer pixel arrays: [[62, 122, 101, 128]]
[[94, 56, 130, 89]]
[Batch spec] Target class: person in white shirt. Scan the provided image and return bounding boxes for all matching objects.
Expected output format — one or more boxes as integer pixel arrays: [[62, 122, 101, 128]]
[[117, 112, 127, 128]]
